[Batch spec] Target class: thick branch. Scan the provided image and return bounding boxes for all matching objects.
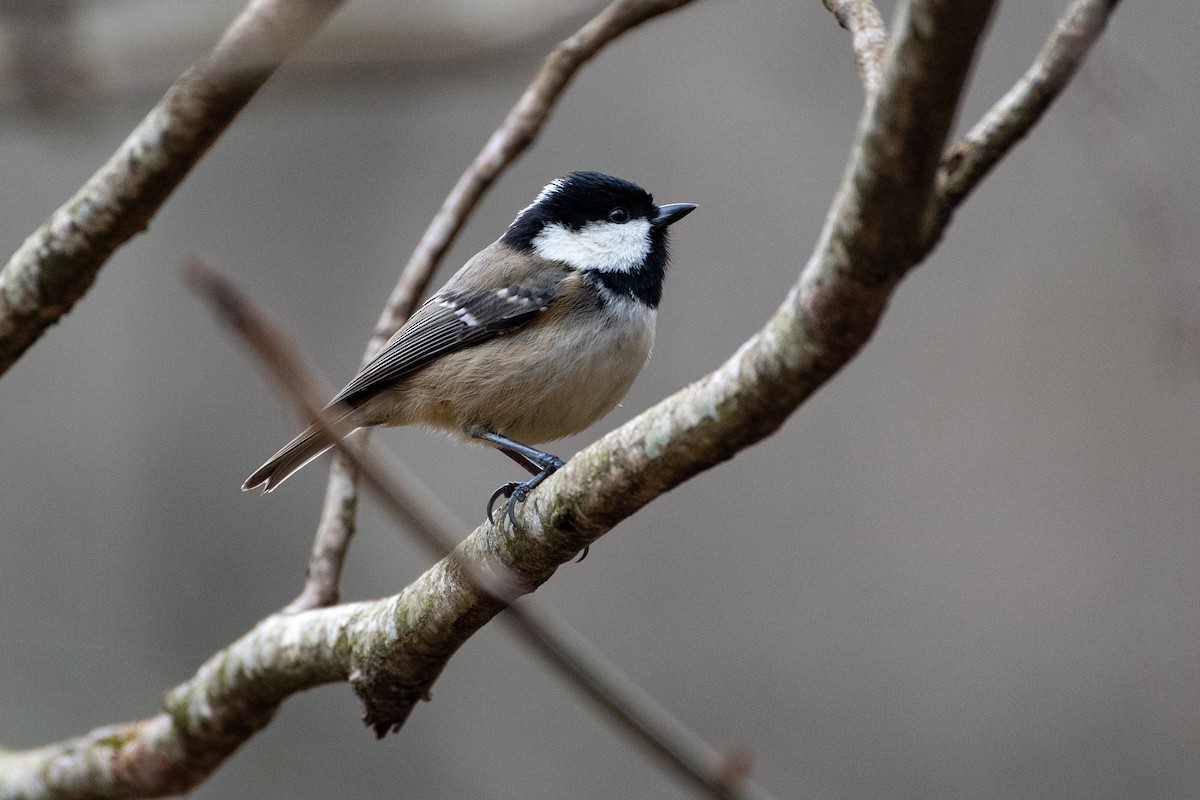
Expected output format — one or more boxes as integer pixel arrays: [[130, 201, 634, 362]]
[[0, 0, 347, 378], [342, 0, 1000, 733], [0, 590, 457, 800], [497, 0, 996, 556], [188, 259, 774, 799], [290, 0, 701, 613], [0, 258, 776, 799]]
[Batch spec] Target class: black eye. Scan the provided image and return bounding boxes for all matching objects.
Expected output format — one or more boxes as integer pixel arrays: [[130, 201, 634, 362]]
[[608, 207, 630, 223]]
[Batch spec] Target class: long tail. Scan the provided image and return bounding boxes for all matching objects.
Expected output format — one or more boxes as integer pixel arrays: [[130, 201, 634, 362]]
[[242, 424, 341, 492]]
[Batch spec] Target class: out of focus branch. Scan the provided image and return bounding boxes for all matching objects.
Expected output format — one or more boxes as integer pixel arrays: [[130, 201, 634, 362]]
[[823, 0, 888, 101], [289, 0, 702, 613], [0, 2, 588, 111], [0, 0, 347, 378]]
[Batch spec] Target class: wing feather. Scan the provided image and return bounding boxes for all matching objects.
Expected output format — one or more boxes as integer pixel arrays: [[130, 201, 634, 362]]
[[330, 271, 559, 408]]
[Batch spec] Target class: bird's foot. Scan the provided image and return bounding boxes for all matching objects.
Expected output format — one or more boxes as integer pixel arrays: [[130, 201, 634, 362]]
[[486, 481, 523, 526], [485, 457, 563, 526]]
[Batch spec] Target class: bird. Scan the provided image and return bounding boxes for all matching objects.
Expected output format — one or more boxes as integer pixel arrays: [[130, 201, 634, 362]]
[[242, 170, 696, 525]]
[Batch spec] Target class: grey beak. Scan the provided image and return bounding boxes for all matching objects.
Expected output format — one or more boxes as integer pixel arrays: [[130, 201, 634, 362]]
[[652, 202, 697, 228]]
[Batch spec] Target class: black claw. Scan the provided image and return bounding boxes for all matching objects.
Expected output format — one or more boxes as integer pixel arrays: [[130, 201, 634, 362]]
[[477, 434, 566, 527], [506, 492, 522, 527], [575, 546, 590, 563], [477, 432, 566, 527], [486, 467, 556, 527], [503, 481, 531, 527], [487, 482, 519, 524]]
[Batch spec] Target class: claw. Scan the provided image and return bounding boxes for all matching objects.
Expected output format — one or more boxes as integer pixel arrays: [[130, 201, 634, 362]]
[[485, 465, 555, 527], [476, 431, 566, 527], [505, 485, 526, 527], [487, 482, 519, 524]]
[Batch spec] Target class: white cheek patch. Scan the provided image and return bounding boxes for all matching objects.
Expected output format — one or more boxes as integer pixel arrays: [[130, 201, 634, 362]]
[[532, 218, 653, 273]]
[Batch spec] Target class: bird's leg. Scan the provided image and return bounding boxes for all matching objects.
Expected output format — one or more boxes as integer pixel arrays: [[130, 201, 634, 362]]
[[473, 431, 564, 526], [497, 447, 542, 476]]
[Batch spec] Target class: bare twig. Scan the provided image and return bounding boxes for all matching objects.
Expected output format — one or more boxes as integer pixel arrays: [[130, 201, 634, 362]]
[[823, 0, 889, 101], [0, 0, 349, 378], [935, 0, 1123, 225], [187, 259, 777, 800], [283, 454, 359, 610], [289, 0, 702, 613]]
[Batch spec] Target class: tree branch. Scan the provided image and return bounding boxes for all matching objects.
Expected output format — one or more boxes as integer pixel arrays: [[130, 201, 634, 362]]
[[187, 259, 777, 799], [0, 0, 1127, 797], [935, 0, 1123, 225], [297, 0, 1002, 740], [289, 0, 702, 613], [0, 0, 348, 378], [822, 0, 888, 101], [0, 257, 780, 800]]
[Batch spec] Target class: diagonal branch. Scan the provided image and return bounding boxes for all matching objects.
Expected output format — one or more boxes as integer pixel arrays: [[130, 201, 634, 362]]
[[291, 0, 1000, 738], [0, 258, 779, 800], [0, 0, 349, 378], [934, 0, 1123, 228], [518, 0, 997, 549], [190, 260, 778, 800], [288, 0, 703, 613]]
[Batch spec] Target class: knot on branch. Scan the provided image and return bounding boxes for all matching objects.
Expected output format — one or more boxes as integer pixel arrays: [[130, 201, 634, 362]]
[[350, 666, 434, 739]]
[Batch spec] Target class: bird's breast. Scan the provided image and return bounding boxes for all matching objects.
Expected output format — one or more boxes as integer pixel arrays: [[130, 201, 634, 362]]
[[399, 295, 656, 443]]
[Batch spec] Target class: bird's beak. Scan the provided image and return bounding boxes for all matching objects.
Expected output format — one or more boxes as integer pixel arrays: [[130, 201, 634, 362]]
[[652, 203, 697, 228]]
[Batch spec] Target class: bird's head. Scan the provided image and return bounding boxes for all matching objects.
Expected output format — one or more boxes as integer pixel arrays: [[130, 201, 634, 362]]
[[501, 171, 696, 306]]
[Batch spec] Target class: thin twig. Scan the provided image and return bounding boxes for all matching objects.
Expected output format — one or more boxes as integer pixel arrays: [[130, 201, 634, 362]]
[[283, 454, 359, 610], [187, 259, 777, 800], [822, 0, 889, 101], [934, 0, 1123, 227], [288, 0, 702, 613], [0, 0, 349, 378]]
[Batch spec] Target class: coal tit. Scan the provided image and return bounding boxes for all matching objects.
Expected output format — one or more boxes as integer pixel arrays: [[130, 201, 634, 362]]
[[243, 171, 696, 523]]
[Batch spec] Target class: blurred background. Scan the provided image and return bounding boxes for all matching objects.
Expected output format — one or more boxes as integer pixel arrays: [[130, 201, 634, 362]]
[[1, 1, 1197, 798]]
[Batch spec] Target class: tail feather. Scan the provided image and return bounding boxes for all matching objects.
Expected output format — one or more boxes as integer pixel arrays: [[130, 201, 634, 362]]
[[242, 425, 335, 493]]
